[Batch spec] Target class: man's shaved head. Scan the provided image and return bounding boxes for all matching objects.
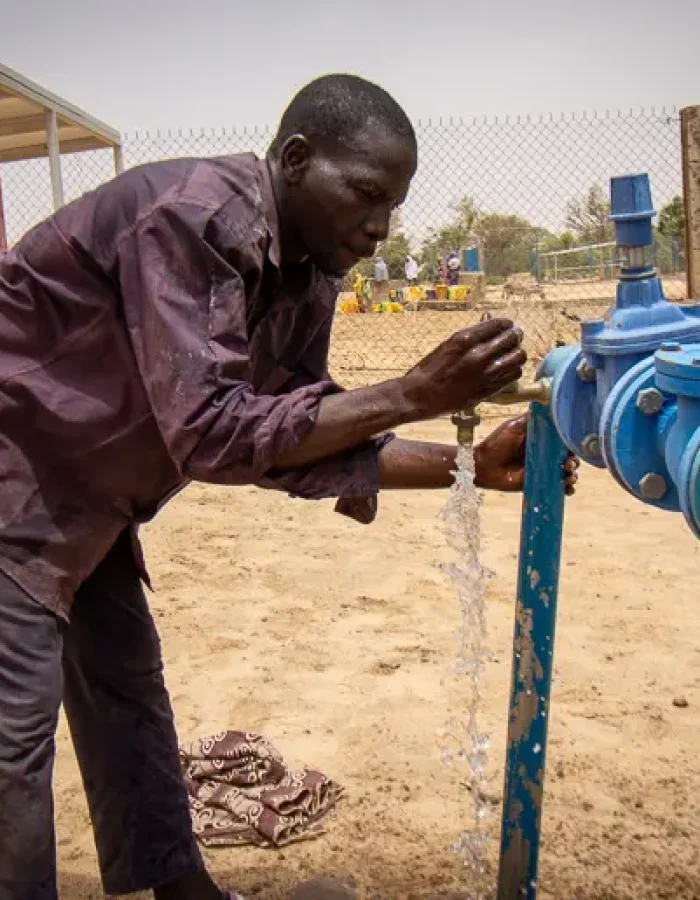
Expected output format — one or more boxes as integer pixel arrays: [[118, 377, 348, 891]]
[[269, 73, 417, 158]]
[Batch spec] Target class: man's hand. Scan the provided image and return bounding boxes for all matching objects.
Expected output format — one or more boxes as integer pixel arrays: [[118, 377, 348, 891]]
[[474, 414, 579, 494], [400, 318, 526, 420]]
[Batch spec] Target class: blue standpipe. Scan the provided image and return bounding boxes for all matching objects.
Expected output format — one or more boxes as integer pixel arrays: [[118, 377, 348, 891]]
[[493, 171, 700, 898], [497, 401, 568, 900]]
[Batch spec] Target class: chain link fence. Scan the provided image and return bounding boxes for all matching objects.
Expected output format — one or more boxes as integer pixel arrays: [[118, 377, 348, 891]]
[[0, 108, 688, 389]]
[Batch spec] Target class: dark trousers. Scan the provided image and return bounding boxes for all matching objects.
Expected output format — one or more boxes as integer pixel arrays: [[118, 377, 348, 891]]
[[0, 531, 203, 899]]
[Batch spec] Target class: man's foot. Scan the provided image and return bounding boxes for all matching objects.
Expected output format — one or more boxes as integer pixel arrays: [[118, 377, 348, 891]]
[[288, 877, 357, 900], [153, 870, 228, 900]]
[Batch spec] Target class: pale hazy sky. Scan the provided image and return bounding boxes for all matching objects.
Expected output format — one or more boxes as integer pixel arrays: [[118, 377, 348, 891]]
[[0, 0, 697, 131]]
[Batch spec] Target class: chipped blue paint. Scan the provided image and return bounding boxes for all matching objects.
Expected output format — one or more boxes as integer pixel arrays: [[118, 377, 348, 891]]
[[497, 402, 567, 900]]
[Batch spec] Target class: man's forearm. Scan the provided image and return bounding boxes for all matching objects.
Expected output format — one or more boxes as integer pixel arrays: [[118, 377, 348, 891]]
[[377, 437, 496, 490], [378, 438, 458, 489], [274, 318, 526, 471], [275, 379, 415, 469]]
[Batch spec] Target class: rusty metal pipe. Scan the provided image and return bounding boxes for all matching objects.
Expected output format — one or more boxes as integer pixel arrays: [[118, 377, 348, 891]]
[[452, 380, 551, 447], [487, 378, 552, 407]]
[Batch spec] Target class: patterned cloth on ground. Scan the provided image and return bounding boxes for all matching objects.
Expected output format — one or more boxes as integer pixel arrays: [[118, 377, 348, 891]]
[[180, 731, 344, 848]]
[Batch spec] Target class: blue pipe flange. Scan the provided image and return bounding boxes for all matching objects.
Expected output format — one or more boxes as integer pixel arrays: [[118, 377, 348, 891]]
[[549, 346, 604, 467], [678, 431, 700, 538], [599, 356, 679, 511], [655, 345, 700, 535]]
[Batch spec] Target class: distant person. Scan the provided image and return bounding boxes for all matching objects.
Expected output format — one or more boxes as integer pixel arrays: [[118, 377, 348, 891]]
[[436, 255, 448, 284], [447, 250, 461, 285], [373, 255, 389, 302], [353, 270, 372, 312], [405, 254, 419, 284], [0, 73, 577, 900], [374, 255, 389, 282]]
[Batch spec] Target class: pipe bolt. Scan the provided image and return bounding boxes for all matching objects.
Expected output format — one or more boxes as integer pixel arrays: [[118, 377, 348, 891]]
[[636, 388, 664, 416], [576, 359, 596, 383], [639, 472, 667, 500], [581, 433, 601, 457]]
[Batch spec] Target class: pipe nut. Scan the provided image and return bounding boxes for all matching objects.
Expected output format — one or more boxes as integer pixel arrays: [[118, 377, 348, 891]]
[[639, 472, 667, 501], [452, 409, 480, 446], [636, 388, 664, 416], [576, 359, 596, 383], [581, 433, 601, 457]]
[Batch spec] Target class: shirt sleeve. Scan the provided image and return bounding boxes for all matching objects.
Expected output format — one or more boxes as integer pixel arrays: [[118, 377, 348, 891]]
[[256, 308, 394, 499], [117, 201, 387, 499]]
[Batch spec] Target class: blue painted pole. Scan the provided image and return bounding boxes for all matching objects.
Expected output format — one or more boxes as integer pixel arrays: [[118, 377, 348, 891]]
[[497, 401, 568, 900]]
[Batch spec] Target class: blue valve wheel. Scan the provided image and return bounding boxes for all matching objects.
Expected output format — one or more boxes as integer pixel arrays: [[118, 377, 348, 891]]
[[599, 358, 679, 512]]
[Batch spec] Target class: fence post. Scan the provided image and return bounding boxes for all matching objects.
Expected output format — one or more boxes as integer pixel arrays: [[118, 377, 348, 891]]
[[681, 106, 700, 301]]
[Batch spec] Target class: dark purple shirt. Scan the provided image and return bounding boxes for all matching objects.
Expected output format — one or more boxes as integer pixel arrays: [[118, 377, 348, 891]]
[[0, 154, 384, 618]]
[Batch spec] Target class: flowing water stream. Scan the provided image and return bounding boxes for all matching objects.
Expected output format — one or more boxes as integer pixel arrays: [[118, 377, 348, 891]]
[[439, 443, 492, 899]]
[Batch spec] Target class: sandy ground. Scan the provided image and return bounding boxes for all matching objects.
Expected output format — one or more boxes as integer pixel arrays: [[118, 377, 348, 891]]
[[54, 416, 700, 900], [484, 276, 687, 304]]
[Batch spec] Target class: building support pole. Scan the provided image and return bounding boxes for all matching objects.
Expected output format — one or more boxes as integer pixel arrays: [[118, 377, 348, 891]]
[[681, 106, 700, 301], [45, 108, 64, 210]]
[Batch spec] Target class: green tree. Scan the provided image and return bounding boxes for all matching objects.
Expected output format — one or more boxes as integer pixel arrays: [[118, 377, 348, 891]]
[[419, 197, 482, 278], [475, 213, 538, 277], [379, 231, 412, 280], [549, 231, 576, 251], [652, 198, 685, 274], [658, 196, 685, 237], [565, 183, 614, 245], [418, 198, 543, 279]]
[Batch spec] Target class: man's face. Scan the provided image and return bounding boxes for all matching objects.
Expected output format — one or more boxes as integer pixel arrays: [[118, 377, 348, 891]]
[[281, 127, 417, 276]]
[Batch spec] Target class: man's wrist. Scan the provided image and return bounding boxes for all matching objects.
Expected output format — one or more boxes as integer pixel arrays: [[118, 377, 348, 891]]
[[385, 377, 424, 427]]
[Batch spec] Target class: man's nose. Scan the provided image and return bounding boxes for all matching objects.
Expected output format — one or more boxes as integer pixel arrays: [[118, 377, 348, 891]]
[[364, 205, 392, 242]]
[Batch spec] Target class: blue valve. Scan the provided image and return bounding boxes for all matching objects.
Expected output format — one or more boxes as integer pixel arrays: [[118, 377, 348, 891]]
[[609, 173, 656, 249], [497, 174, 700, 900], [548, 172, 700, 470], [498, 171, 700, 900]]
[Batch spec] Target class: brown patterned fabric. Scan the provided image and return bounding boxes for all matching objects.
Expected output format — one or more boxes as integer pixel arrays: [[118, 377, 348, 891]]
[[180, 731, 344, 848]]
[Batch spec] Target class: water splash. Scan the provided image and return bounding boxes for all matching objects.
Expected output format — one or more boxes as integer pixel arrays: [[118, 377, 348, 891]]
[[438, 444, 492, 898]]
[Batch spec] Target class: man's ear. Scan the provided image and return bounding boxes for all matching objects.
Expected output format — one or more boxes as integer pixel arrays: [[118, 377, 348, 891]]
[[280, 134, 313, 185]]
